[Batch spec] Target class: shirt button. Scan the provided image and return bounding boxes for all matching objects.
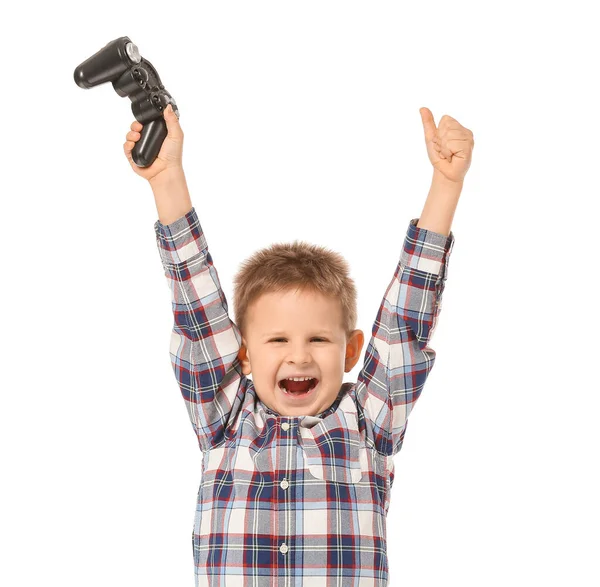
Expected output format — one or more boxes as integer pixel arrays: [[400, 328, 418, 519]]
[[281, 422, 290, 431], [279, 543, 288, 554], [280, 479, 289, 490]]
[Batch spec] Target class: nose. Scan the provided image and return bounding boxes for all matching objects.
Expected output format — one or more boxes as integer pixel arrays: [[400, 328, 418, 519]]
[[286, 342, 312, 364]]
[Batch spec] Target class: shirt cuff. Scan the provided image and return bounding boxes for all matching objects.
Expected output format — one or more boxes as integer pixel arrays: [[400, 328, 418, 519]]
[[154, 207, 208, 266], [401, 218, 455, 278]]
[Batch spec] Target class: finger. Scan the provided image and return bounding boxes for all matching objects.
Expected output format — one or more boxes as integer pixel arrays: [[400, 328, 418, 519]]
[[441, 138, 471, 158], [447, 138, 472, 151], [433, 143, 446, 159], [436, 137, 453, 159], [123, 141, 135, 160], [437, 129, 470, 141], [439, 115, 461, 131], [419, 107, 437, 143], [126, 130, 141, 141], [130, 121, 142, 132], [438, 124, 468, 140], [164, 104, 183, 138]]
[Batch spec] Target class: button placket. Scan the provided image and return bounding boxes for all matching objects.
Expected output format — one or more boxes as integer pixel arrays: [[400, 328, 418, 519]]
[[280, 421, 290, 491], [279, 420, 292, 556]]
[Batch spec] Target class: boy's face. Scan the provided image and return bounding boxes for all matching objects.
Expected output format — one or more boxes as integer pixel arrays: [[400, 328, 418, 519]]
[[238, 288, 364, 417]]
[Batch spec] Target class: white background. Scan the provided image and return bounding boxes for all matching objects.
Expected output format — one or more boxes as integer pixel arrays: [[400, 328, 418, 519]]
[[1, 1, 598, 586]]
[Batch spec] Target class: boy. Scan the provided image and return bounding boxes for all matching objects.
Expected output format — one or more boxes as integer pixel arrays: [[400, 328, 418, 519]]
[[124, 103, 474, 586]]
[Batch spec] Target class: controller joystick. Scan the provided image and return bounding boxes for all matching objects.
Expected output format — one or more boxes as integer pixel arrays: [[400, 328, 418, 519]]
[[74, 37, 179, 167]]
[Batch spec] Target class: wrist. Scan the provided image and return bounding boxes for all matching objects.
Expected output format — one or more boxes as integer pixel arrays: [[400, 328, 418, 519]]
[[416, 170, 463, 237], [150, 168, 193, 226], [432, 168, 464, 191], [149, 166, 187, 189]]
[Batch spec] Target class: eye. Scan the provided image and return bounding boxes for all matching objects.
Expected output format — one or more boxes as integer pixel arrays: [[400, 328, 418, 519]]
[[269, 338, 327, 342]]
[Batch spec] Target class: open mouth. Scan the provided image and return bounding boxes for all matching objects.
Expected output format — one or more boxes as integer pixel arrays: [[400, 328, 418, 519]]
[[278, 378, 319, 400]]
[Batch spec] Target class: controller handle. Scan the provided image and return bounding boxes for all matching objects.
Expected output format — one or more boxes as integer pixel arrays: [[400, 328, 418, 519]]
[[74, 37, 178, 167], [130, 118, 168, 167]]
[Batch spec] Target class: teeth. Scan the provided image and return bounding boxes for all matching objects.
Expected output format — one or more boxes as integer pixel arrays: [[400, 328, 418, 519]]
[[279, 377, 318, 393]]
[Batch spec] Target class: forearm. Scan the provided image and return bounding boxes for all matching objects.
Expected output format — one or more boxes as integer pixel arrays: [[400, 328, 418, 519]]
[[416, 170, 463, 237], [149, 168, 193, 226]]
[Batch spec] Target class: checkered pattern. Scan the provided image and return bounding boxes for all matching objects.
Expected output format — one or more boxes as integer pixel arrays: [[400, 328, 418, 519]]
[[154, 208, 455, 586]]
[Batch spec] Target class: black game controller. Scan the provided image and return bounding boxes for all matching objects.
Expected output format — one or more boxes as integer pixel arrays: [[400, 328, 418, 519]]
[[74, 37, 179, 167]]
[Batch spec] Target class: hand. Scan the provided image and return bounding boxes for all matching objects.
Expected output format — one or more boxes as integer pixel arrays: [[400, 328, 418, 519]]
[[419, 108, 474, 183], [123, 104, 185, 183]]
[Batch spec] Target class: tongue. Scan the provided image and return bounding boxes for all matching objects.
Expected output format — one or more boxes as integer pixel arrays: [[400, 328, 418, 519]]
[[283, 379, 313, 393]]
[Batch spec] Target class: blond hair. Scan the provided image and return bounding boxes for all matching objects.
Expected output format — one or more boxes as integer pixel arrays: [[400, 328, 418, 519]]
[[232, 240, 358, 339]]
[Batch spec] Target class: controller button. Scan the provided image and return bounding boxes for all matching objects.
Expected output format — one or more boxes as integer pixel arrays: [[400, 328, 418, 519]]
[[125, 42, 142, 64], [133, 68, 149, 83]]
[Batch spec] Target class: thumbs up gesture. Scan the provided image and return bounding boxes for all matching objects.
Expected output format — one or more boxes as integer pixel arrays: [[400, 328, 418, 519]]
[[420, 108, 474, 183]]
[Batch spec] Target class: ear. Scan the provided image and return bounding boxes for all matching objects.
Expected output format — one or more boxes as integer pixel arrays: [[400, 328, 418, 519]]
[[344, 329, 365, 372], [237, 338, 252, 376]]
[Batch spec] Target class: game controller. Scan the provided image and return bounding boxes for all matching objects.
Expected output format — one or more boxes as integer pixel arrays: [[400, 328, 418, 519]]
[[74, 37, 179, 167]]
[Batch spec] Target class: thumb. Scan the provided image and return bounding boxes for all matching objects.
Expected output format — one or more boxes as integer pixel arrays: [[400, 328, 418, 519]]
[[419, 107, 437, 142], [164, 104, 183, 138]]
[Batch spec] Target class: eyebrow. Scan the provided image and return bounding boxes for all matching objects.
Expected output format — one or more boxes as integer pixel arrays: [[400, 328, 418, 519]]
[[263, 331, 333, 336]]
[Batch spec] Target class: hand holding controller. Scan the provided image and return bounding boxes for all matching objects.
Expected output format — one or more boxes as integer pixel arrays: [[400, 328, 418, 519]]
[[124, 103, 185, 184], [74, 36, 180, 167]]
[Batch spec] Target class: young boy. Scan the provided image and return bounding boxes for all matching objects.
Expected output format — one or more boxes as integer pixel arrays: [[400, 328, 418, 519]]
[[124, 103, 474, 586]]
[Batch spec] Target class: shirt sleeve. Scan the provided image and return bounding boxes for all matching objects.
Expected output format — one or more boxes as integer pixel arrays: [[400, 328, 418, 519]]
[[355, 218, 455, 457], [154, 207, 247, 452]]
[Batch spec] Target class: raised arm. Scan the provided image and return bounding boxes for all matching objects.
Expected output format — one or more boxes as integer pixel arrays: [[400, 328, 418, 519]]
[[152, 173, 246, 452], [355, 217, 455, 457]]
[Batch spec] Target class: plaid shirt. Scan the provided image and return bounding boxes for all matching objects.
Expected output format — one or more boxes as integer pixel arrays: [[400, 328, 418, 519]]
[[154, 208, 455, 587]]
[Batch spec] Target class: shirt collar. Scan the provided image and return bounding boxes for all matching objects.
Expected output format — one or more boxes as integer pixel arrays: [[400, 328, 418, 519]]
[[258, 383, 350, 420]]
